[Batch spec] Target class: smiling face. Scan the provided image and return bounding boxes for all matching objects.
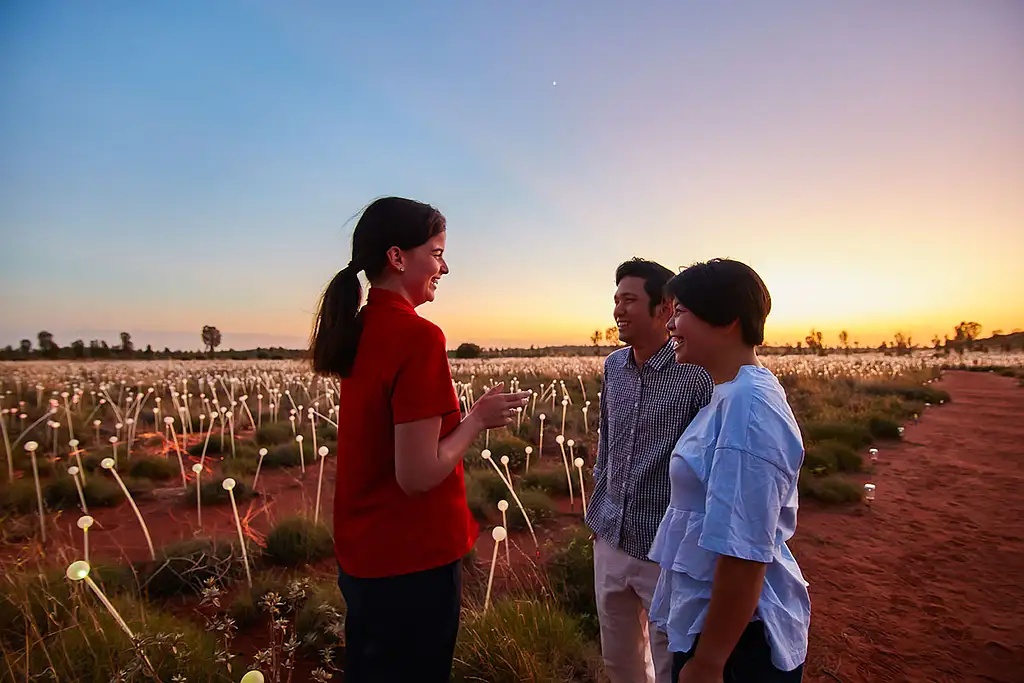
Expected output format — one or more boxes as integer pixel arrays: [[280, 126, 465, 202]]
[[397, 230, 448, 306], [614, 275, 669, 347], [667, 298, 731, 368]]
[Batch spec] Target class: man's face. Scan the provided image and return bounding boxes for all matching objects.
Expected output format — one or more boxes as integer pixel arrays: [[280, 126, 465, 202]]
[[613, 276, 667, 346]]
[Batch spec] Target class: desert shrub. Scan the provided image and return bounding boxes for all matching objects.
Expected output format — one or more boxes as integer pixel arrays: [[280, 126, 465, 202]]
[[861, 381, 950, 404], [260, 443, 310, 469], [545, 527, 599, 639], [221, 457, 259, 478], [294, 582, 346, 652], [0, 479, 39, 513], [799, 472, 862, 505], [803, 440, 862, 474], [800, 420, 872, 449], [187, 439, 224, 457], [124, 476, 155, 499], [140, 537, 254, 598], [868, 416, 902, 440], [255, 422, 295, 446], [43, 474, 123, 510], [522, 468, 571, 497], [183, 476, 255, 506], [12, 455, 55, 477], [263, 516, 334, 566], [464, 473, 493, 523], [506, 488, 557, 531], [126, 454, 179, 481], [13, 594, 222, 682], [453, 598, 603, 682]]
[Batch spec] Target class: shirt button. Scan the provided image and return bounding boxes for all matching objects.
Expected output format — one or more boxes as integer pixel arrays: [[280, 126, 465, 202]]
[[634, 402, 639, 408]]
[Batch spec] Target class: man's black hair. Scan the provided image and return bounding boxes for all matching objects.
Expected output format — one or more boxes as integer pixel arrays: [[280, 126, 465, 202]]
[[615, 258, 674, 315]]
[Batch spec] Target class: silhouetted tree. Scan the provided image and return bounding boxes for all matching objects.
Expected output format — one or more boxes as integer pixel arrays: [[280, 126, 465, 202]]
[[953, 321, 982, 355], [202, 326, 222, 355], [838, 330, 850, 355], [455, 342, 482, 359], [605, 326, 620, 346], [71, 340, 86, 358], [37, 331, 60, 358], [893, 331, 912, 356], [804, 329, 825, 356], [119, 331, 134, 355], [590, 329, 603, 352], [144, 344, 154, 358], [19, 339, 31, 356]]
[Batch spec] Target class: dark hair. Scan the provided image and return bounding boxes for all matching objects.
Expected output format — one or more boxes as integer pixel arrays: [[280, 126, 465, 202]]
[[665, 258, 771, 346], [310, 197, 446, 377], [615, 258, 674, 314]]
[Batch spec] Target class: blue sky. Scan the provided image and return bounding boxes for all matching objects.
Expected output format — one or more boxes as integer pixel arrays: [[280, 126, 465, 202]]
[[1, 1, 1022, 350]]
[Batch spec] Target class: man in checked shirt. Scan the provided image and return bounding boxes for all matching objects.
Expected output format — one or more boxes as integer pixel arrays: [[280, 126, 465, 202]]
[[587, 258, 714, 683]]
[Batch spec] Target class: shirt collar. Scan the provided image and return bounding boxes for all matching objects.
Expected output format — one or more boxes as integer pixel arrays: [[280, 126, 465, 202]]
[[624, 338, 675, 372], [367, 287, 416, 313]]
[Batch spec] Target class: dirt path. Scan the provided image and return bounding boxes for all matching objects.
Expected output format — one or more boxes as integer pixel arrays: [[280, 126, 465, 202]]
[[792, 371, 1024, 682]]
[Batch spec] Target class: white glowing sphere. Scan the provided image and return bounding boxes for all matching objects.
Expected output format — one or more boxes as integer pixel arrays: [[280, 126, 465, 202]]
[[192, 463, 203, 474], [481, 449, 492, 460], [164, 416, 174, 425], [491, 526, 507, 542], [497, 499, 509, 512], [66, 560, 91, 582], [257, 394, 263, 400], [77, 515, 94, 530], [562, 399, 568, 406], [68, 439, 80, 449], [68, 466, 80, 476], [574, 457, 584, 468], [567, 439, 575, 447], [289, 415, 296, 422], [539, 413, 546, 420], [61, 391, 69, 398], [109, 436, 118, 444], [869, 448, 878, 456], [318, 446, 329, 457], [295, 435, 303, 442], [100, 458, 115, 470], [555, 435, 565, 444], [93, 420, 101, 427], [525, 446, 533, 455], [24, 441, 38, 453], [240, 671, 266, 683], [499, 456, 509, 467], [222, 478, 236, 491], [259, 448, 268, 456]]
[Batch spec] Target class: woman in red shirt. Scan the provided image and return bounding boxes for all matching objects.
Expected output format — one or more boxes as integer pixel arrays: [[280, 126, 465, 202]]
[[310, 196, 529, 683]]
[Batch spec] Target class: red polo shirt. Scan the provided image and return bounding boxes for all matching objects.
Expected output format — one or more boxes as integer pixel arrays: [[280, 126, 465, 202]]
[[332, 287, 478, 578]]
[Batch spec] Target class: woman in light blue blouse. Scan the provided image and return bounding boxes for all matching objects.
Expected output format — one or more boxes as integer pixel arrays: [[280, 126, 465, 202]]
[[648, 259, 810, 683]]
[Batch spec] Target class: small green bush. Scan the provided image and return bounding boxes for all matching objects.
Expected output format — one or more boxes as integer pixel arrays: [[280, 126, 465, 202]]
[[264, 516, 334, 566], [868, 416, 902, 440], [294, 582, 346, 652], [261, 443, 309, 469], [141, 537, 253, 598], [183, 476, 255, 506], [43, 475, 123, 509], [126, 454, 180, 481], [506, 488, 557, 531], [803, 440, 862, 474], [799, 472, 863, 504], [255, 422, 295, 446], [801, 420, 873, 449], [521, 468, 571, 497], [453, 598, 603, 683], [546, 527, 599, 639], [0, 479, 39, 513]]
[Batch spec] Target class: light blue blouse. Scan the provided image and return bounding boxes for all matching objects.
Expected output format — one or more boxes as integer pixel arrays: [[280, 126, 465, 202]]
[[648, 365, 810, 672]]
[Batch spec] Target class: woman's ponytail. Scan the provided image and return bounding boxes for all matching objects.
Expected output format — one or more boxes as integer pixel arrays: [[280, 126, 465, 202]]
[[310, 263, 364, 378]]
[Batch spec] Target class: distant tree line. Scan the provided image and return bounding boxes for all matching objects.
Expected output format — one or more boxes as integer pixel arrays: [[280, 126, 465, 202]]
[[0, 325, 309, 361]]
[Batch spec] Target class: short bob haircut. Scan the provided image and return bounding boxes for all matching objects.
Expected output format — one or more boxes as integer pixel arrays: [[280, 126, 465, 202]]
[[664, 258, 771, 347]]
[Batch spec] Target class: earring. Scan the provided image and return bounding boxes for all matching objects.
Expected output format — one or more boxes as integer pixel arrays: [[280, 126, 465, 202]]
[[399, 267, 405, 273]]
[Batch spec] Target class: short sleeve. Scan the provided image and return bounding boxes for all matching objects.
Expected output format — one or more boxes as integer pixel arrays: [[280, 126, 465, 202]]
[[391, 325, 458, 425], [698, 447, 790, 563]]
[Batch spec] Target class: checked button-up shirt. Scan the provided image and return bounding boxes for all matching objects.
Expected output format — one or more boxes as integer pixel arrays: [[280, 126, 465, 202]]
[[586, 340, 714, 561]]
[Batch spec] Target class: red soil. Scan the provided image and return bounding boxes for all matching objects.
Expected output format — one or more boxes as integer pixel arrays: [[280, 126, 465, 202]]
[[790, 371, 1024, 682], [5, 370, 1023, 682]]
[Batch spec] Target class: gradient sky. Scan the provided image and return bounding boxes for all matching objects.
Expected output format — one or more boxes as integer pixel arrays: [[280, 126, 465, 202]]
[[1, 1, 1022, 351]]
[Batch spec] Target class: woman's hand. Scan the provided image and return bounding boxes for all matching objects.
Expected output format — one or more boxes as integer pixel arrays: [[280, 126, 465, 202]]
[[467, 382, 531, 430], [678, 657, 723, 683]]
